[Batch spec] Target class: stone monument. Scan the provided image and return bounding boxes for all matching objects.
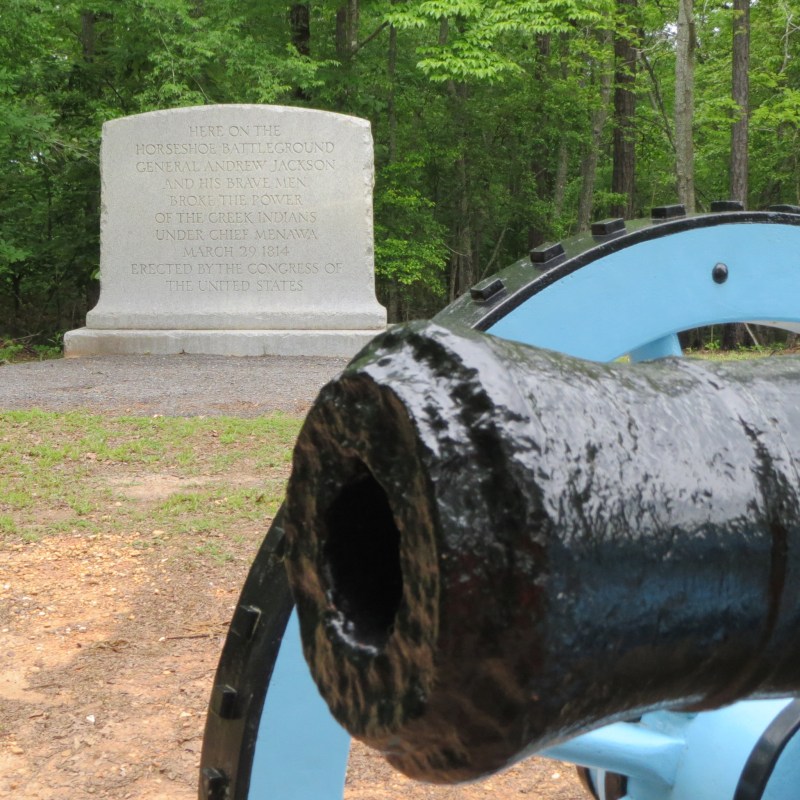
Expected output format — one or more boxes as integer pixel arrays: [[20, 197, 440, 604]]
[[64, 105, 386, 357]]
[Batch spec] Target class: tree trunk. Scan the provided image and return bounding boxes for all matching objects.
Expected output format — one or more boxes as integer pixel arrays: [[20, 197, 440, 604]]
[[336, 1, 359, 61], [451, 94, 474, 301], [722, 322, 746, 350], [290, 4, 310, 56], [438, 18, 475, 301], [578, 31, 613, 231], [553, 142, 569, 217], [527, 34, 555, 246], [289, 4, 311, 100], [675, 0, 695, 212], [11, 270, 22, 334], [384, 17, 399, 321], [388, 22, 397, 163], [722, 0, 750, 350], [731, 0, 750, 204], [577, 159, 594, 231], [552, 35, 570, 219], [80, 11, 96, 61], [612, 0, 637, 219], [348, 0, 359, 53], [451, 137, 474, 298]]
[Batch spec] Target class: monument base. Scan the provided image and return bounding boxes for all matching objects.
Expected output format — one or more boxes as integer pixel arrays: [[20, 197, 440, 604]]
[[63, 328, 384, 358]]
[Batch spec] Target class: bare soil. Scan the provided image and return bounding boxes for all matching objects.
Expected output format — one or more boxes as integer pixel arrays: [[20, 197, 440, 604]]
[[1, 527, 226, 799], [1, 483, 586, 800], [0, 355, 587, 800], [1, 486, 586, 800]]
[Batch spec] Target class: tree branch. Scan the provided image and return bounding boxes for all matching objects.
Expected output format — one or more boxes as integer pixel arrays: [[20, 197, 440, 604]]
[[353, 21, 389, 55], [638, 50, 676, 153]]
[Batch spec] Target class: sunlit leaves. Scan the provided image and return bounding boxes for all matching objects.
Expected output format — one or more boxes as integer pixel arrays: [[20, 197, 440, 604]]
[[386, 0, 610, 82]]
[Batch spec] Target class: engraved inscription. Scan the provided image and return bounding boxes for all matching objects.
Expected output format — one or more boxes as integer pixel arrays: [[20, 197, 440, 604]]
[[129, 119, 343, 297]]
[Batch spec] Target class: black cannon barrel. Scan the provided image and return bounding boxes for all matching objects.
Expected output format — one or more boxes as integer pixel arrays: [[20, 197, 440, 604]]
[[283, 321, 800, 784]]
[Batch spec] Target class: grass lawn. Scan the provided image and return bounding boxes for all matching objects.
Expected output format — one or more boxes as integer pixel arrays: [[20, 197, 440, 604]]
[[0, 410, 302, 556]]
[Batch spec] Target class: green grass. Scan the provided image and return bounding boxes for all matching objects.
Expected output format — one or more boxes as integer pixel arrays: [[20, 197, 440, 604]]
[[0, 410, 303, 558], [0, 513, 17, 536], [686, 347, 786, 361], [194, 540, 236, 564]]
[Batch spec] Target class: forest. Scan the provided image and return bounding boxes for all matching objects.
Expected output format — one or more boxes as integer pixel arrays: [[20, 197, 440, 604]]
[[1, 0, 798, 344]]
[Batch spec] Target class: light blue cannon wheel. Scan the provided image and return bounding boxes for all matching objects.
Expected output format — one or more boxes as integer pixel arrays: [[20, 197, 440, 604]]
[[199, 209, 800, 800]]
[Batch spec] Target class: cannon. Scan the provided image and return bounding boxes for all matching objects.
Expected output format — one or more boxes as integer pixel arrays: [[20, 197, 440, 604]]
[[200, 206, 800, 800], [283, 319, 800, 784]]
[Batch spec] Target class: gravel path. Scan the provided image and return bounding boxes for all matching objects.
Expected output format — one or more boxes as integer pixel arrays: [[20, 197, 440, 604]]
[[0, 354, 349, 417]]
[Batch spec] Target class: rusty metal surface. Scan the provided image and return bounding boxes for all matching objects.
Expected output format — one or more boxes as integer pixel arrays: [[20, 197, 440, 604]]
[[283, 321, 800, 784]]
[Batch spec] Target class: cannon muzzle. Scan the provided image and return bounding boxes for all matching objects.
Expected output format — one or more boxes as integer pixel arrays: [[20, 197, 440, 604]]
[[283, 321, 800, 784]]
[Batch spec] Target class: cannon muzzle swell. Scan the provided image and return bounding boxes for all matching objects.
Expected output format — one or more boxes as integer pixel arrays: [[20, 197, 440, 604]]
[[283, 321, 800, 783]]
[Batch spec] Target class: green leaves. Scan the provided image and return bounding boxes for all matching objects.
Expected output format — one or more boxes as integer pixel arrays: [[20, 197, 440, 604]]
[[4, 0, 800, 339], [387, 0, 608, 83], [416, 43, 520, 83], [374, 171, 448, 293]]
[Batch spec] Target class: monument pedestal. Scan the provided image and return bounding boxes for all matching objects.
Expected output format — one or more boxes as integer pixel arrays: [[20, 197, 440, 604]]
[[64, 328, 379, 358]]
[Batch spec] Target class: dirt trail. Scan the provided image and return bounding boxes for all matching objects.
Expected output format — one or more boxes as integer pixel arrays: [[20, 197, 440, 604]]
[[1, 527, 587, 800]]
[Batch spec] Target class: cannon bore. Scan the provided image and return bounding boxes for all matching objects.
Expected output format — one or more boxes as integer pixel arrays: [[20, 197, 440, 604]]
[[283, 321, 800, 784]]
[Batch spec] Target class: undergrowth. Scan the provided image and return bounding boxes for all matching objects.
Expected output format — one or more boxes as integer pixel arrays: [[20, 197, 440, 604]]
[[0, 335, 62, 364]]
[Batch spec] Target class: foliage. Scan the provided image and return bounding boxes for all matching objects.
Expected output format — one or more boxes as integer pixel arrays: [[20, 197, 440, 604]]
[[0, 336, 61, 364], [2, 0, 800, 337], [386, 0, 607, 82]]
